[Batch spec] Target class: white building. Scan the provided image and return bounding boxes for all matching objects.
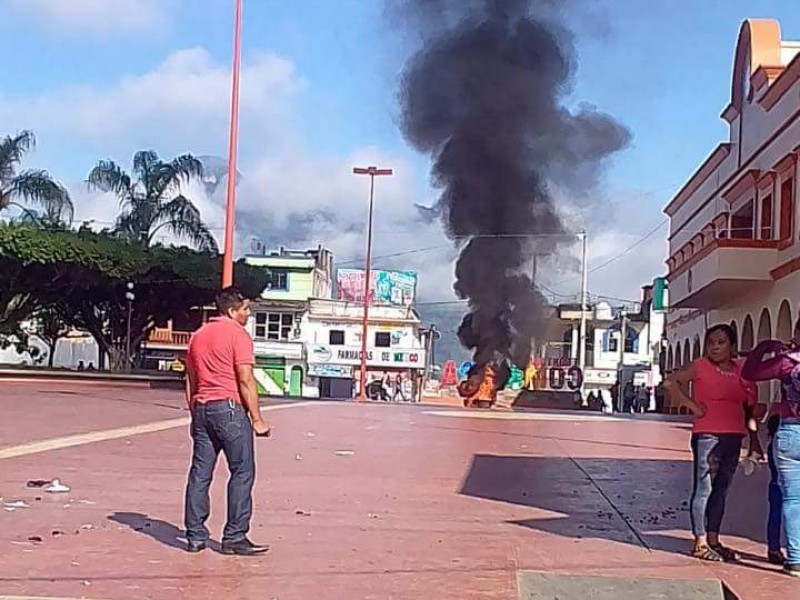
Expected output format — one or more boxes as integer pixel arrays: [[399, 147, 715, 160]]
[[303, 299, 427, 399], [664, 19, 800, 410], [545, 282, 666, 404]]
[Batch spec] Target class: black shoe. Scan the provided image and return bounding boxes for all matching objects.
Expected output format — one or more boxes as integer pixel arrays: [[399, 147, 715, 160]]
[[187, 540, 207, 553], [784, 563, 800, 577], [221, 537, 269, 556]]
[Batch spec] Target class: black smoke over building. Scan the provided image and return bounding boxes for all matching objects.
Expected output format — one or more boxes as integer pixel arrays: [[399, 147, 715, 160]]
[[397, 0, 630, 370]]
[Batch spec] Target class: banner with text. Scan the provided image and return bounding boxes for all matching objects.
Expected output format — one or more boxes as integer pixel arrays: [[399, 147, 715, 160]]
[[337, 269, 418, 305]]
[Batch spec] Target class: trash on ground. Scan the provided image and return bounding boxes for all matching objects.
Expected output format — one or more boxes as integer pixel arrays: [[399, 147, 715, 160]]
[[51, 530, 65, 537], [295, 453, 302, 461], [45, 478, 71, 493], [3, 500, 30, 511], [368, 513, 380, 519], [26, 479, 50, 488], [28, 535, 43, 543], [306, 431, 316, 438], [335, 450, 355, 457], [80, 523, 94, 530], [295, 509, 311, 516], [78, 499, 96, 505]]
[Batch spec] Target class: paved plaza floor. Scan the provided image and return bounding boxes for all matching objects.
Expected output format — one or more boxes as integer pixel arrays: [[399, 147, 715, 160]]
[[0, 381, 797, 599]]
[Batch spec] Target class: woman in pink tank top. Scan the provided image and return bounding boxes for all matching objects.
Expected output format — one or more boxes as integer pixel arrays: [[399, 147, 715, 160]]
[[665, 324, 758, 563]]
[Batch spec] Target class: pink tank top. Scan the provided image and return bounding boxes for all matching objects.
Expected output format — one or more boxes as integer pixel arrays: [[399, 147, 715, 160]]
[[692, 358, 756, 435]]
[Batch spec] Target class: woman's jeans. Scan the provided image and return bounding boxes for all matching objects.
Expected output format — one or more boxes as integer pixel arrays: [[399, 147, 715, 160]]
[[690, 434, 741, 538], [774, 422, 800, 565], [767, 439, 783, 553]]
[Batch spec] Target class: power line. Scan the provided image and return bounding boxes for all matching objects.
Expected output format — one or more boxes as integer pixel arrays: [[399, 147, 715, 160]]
[[549, 219, 668, 289]]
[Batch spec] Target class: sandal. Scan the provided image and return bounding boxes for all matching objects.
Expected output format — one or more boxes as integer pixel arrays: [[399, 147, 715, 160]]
[[710, 544, 740, 562], [693, 545, 724, 562]]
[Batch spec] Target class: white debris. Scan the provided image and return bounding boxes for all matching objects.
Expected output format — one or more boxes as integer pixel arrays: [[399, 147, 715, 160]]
[[45, 479, 71, 493], [335, 450, 355, 457], [3, 500, 30, 511]]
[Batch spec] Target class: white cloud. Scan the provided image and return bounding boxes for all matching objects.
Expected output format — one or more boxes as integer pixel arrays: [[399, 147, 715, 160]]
[[3, 0, 167, 34], [0, 43, 666, 313]]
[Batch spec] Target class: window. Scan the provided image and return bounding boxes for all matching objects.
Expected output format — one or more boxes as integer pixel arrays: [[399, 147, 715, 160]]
[[760, 194, 773, 240], [375, 332, 391, 348], [254, 312, 294, 341], [267, 268, 289, 291], [780, 178, 794, 241], [730, 199, 754, 239], [624, 329, 639, 354], [329, 330, 345, 345]]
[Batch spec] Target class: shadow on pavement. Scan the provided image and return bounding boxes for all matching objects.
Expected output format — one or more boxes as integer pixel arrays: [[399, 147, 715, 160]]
[[108, 511, 211, 552], [459, 454, 775, 561]]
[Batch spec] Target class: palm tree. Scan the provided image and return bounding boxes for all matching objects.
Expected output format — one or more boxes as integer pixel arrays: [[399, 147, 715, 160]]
[[88, 150, 218, 252], [0, 131, 73, 223]]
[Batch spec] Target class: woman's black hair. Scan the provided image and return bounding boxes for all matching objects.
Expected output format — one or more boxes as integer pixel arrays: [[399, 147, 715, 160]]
[[703, 323, 738, 351], [795, 317, 800, 333]]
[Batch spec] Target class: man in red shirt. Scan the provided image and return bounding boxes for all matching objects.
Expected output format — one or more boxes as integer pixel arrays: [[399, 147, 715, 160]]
[[184, 287, 270, 556]]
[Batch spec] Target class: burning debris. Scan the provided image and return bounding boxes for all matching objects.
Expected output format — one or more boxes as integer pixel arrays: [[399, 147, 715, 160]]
[[457, 361, 511, 408], [397, 0, 629, 389]]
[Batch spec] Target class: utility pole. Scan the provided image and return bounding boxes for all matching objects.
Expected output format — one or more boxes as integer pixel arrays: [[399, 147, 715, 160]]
[[577, 231, 589, 401], [617, 309, 628, 413], [353, 166, 393, 401]]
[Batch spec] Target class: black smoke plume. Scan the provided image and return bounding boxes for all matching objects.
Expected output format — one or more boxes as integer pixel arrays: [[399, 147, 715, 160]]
[[397, 0, 630, 370]]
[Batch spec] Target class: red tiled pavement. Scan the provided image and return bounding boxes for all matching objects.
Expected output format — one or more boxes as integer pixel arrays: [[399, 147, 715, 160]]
[[0, 382, 797, 599]]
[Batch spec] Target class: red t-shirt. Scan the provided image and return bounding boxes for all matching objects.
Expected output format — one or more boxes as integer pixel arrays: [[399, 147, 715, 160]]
[[187, 317, 254, 404], [692, 358, 756, 435]]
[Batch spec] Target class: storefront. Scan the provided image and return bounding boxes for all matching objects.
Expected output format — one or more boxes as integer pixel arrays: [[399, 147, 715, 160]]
[[303, 299, 427, 400], [307, 343, 424, 399]]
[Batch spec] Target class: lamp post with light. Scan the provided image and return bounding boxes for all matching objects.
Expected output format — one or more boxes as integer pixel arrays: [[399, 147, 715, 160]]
[[352, 166, 393, 401], [125, 282, 135, 372]]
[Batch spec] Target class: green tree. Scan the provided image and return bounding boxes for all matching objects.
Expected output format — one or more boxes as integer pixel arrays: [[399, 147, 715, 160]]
[[0, 224, 267, 370], [88, 150, 217, 252], [31, 306, 70, 367], [0, 131, 72, 224]]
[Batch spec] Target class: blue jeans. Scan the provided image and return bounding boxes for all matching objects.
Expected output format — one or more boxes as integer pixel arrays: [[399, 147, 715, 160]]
[[690, 434, 741, 538], [184, 401, 255, 543], [767, 439, 783, 553], [775, 422, 800, 565]]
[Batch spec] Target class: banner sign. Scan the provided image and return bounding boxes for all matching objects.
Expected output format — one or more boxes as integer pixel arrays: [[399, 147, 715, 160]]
[[337, 269, 418, 305]]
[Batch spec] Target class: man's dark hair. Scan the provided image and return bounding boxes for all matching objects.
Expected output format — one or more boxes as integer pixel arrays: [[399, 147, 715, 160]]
[[216, 286, 247, 316]]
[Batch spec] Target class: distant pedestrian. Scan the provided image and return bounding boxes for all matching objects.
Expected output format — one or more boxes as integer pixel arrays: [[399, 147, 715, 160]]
[[184, 287, 271, 556], [635, 384, 649, 413], [393, 373, 407, 402], [665, 324, 759, 564]]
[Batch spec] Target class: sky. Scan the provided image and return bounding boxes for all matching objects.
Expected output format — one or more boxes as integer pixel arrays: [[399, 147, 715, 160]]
[[1, 0, 799, 310]]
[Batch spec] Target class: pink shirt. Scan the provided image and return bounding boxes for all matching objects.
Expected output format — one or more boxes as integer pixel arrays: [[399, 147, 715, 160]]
[[742, 339, 800, 421], [187, 317, 254, 405], [692, 358, 756, 435]]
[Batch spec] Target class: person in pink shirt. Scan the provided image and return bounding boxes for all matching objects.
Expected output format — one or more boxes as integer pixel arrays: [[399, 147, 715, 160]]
[[742, 318, 800, 577], [183, 287, 271, 556], [665, 324, 759, 563]]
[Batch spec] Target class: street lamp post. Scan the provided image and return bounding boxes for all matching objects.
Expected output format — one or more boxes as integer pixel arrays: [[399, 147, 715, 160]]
[[353, 166, 393, 401], [125, 282, 135, 373], [221, 0, 244, 289], [577, 230, 588, 402]]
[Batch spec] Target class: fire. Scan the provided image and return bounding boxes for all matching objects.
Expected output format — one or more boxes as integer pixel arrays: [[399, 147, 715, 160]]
[[458, 364, 499, 409]]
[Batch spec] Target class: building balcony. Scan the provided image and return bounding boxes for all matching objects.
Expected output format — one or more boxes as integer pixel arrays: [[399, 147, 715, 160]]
[[143, 328, 192, 350], [253, 339, 304, 360], [668, 238, 780, 309]]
